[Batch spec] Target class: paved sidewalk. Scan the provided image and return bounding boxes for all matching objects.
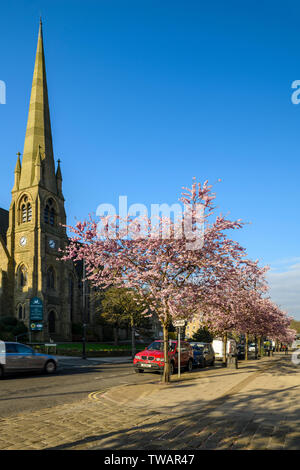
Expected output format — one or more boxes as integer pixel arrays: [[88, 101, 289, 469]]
[[0, 353, 299, 450]]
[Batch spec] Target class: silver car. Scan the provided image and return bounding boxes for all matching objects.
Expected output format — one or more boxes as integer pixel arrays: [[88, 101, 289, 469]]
[[0, 342, 58, 378]]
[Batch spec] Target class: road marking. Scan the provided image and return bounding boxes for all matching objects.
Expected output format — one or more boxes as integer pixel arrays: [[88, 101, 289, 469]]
[[88, 390, 107, 401]]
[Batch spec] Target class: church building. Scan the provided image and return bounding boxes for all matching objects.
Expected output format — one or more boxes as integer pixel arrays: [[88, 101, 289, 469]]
[[0, 21, 92, 341]]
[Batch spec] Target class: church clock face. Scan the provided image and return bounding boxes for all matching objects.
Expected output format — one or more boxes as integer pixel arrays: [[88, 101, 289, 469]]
[[48, 239, 56, 249], [20, 236, 27, 247]]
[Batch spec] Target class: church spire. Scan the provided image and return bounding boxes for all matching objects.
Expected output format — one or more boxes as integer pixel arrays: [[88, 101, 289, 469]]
[[12, 152, 22, 192], [56, 159, 64, 197], [19, 19, 57, 193]]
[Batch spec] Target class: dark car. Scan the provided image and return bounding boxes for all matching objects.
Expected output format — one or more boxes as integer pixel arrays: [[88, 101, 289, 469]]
[[237, 343, 257, 359], [237, 344, 245, 359], [190, 342, 215, 368], [0, 342, 58, 378]]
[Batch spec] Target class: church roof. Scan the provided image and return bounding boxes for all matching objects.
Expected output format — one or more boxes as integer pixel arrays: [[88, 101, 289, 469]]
[[0, 208, 9, 244]]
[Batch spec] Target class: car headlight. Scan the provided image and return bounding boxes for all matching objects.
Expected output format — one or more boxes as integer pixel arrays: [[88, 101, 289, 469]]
[[135, 355, 141, 360], [155, 358, 162, 361]]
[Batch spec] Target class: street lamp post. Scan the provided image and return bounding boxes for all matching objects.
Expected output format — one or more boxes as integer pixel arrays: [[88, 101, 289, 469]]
[[15, 332, 29, 343], [174, 320, 186, 379], [131, 316, 136, 359], [178, 327, 181, 379]]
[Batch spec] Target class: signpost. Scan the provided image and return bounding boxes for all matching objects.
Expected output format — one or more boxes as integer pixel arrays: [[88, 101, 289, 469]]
[[174, 320, 186, 378], [30, 298, 43, 335]]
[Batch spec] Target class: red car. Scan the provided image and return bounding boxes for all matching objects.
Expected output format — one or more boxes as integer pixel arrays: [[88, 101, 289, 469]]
[[133, 339, 193, 374]]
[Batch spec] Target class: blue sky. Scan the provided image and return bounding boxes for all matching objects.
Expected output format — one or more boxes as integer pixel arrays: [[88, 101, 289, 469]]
[[0, 0, 300, 318]]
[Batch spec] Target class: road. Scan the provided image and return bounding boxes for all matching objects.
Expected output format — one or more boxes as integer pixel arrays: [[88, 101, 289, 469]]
[[0, 359, 154, 417], [0, 357, 224, 418]]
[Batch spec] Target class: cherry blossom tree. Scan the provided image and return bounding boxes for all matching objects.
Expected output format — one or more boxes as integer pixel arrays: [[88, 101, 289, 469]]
[[62, 178, 296, 380], [62, 179, 247, 382], [196, 259, 269, 363], [193, 258, 295, 360]]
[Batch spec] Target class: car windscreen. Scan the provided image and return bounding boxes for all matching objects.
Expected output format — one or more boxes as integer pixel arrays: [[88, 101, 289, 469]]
[[147, 341, 176, 351], [147, 342, 164, 351]]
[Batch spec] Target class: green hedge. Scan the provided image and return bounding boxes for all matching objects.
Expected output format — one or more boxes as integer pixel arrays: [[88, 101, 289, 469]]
[[34, 342, 148, 356]]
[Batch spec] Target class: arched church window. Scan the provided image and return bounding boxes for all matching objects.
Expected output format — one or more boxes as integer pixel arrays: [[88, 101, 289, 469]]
[[44, 205, 49, 224], [27, 203, 32, 221], [48, 311, 56, 334], [22, 204, 27, 223], [44, 198, 56, 226], [20, 195, 32, 223], [50, 208, 55, 226], [18, 265, 28, 289], [18, 304, 23, 320], [46, 267, 55, 290]]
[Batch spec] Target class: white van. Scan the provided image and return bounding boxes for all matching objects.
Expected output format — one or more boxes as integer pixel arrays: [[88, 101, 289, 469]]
[[212, 339, 237, 361]]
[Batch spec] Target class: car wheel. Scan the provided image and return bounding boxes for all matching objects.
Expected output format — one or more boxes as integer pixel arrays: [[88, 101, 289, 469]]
[[44, 360, 56, 374], [211, 358, 215, 366], [203, 359, 207, 368], [169, 362, 175, 375], [187, 359, 193, 372], [0, 365, 4, 379], [134, 369, 144, 373]]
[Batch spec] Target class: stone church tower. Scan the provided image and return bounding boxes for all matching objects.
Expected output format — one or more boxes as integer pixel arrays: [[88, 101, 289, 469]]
[[0, 21, 89, 341]]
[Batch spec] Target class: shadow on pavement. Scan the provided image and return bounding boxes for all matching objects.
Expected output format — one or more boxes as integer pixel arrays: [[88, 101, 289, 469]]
[[46, 356, 300, 450]]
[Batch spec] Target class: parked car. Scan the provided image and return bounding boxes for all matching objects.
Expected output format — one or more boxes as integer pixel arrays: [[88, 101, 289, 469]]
[[291, 339, 300, 350], [212, 339, 237, 361], [237, 344, 245, 359], [236, 343, 258, 359], [0, 342, 58, 378], [190, 342, 215, 367], [133, 339, 193, 374]]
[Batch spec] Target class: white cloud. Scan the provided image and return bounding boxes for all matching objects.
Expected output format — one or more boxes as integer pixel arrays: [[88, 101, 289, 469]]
[[266, 258, 300, 321]]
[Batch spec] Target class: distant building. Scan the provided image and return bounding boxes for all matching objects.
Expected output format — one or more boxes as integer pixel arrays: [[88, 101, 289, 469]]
[[185, 317, 202, 339]]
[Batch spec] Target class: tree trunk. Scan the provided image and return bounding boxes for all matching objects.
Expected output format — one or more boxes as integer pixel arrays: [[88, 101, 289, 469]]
[[162, 323, 170, 383], [113, 326, 118, 346], [131, 317, 136, 359], [254, 335, 258, 359], [258, 337, 262, 357], [222, 332, 227, 366], [245, 333, 249, 360]]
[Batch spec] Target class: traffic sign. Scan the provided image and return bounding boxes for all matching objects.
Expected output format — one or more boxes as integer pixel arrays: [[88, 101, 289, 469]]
[[174, 320, 186, 327]]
